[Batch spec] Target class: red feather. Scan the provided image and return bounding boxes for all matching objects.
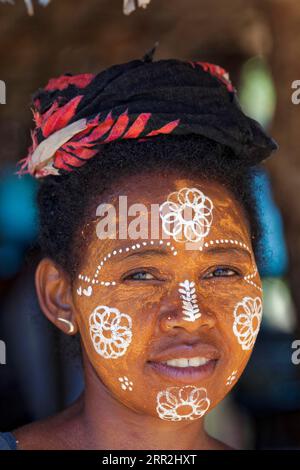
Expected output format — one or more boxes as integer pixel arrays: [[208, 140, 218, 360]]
[[71, 115, 100, 142], [53, 151, 74, 171], [45, 73, 94, 91], [77, 112, 115, 145], [103, 109, 129, 143], [63, 146, 98, 161], [146, 119, 180, 137], [42, 95, 83, 138], [123, 113, 151, 138], [191, 61, 234, 93]]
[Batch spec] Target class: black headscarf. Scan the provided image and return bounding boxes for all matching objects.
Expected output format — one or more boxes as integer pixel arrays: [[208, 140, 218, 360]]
[[18, 53, 277, 178]]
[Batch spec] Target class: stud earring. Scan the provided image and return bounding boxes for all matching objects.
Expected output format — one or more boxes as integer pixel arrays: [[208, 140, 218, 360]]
[[57, 317, 75, 334]]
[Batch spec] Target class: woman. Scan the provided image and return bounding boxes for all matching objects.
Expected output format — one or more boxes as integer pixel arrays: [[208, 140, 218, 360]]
[[0, 54, 277, 450]]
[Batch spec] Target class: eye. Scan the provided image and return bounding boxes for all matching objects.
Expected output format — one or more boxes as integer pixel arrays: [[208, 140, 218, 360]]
[[123, 270, 156, 281], [204, 267, 240, 279]]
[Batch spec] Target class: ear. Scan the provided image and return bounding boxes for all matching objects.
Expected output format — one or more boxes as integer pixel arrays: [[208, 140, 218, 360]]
[[35, 258, 78, 335]]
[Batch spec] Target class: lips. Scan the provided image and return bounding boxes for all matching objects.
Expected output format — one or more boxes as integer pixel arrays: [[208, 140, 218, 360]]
[[147, 359, 218, 383], [147, 343, 220, 384], [148, 342, 220, 363]]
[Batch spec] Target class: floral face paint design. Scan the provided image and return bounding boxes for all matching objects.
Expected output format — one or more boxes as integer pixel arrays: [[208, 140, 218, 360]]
[[89, 305, 133, 359], [156, 386, 210, 421], [159, 187, 213, 243], [233, 296, 263, 350], [75, 172, 264, 422], [178, 280, 201, 322]]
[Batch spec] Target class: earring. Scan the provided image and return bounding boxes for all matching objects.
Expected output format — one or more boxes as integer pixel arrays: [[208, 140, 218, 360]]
[[57, 317, 75, 334]]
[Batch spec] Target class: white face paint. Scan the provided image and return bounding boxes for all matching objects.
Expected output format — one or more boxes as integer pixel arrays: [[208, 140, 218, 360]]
[[232, 296, 263, 350], [89, 305, 133, 359], [156, 385, 210, 421], [159, 187, 214, 243], [226, 370, 238, 386], [77, 240, 178, 297], [200, 238, 263, 293], [118, 376, 133, 391], [178, 280, 201, 322]]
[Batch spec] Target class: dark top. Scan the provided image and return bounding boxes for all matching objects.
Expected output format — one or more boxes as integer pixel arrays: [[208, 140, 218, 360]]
[[0, 432, 18, 450]]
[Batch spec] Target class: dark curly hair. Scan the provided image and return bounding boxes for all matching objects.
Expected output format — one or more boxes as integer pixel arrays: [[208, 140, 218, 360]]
[[37, 133, 262, 280]]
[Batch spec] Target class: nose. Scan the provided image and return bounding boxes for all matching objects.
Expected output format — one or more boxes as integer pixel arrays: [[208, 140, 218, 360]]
[[159, 285, 216, 333]]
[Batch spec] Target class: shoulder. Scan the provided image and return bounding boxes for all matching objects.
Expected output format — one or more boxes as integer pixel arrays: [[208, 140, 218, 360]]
[[13, 399, 83, 450]]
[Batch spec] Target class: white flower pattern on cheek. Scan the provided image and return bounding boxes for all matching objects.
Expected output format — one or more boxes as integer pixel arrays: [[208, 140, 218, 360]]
[[179, 280, 201, 322], [156, 386, 210, 421], [233, 296, 263, 350], [89, 306, 132, 359], [159, 187, 213, 243]]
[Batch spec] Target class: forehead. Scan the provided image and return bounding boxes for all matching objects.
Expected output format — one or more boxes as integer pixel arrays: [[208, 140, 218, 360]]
[[98, 170, 251, 242]]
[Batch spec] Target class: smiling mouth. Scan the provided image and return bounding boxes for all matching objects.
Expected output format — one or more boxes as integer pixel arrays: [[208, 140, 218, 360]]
[[147, 356, 218, 384]]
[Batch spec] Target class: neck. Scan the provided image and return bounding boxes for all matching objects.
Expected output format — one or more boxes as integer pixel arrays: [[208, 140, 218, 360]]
[[76, 358, 211, 450]]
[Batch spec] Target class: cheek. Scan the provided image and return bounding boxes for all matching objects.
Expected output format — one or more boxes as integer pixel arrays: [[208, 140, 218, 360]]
[[74, 286, 163, 411], [75, 285, 159, 372], [203, 281, 262, 388]]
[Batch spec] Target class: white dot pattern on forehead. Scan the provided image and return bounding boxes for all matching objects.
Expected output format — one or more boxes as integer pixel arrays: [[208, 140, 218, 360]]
[[77, 239, 178, 296], [199, 238, 251, 252], [77, 237, 263, 297]]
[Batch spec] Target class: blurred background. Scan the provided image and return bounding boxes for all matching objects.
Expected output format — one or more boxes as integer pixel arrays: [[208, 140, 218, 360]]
[[0, 0, 299, 450]]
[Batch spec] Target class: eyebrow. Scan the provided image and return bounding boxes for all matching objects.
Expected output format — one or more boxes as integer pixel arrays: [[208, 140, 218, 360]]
[[203, 245, 252, 260], [123, 248, 169, 260], [106, 245, 252, 262]]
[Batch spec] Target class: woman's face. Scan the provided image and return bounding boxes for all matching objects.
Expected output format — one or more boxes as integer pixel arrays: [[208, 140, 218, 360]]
[[73, 170, 262, 422]]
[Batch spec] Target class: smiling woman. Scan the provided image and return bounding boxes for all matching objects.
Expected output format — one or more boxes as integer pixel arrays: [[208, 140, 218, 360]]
[[2, 55, 277, 450]]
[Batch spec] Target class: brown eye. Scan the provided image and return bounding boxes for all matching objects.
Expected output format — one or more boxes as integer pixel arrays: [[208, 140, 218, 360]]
[[204, 267, 239, 279]]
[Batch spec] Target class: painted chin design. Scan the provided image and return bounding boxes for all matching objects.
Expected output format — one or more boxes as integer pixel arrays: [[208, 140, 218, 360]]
[[156, 385, 210, 421]]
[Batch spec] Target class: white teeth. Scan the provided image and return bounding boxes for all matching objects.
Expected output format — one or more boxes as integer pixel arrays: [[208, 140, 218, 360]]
[[189, 357, 208, 367], [162, 357, 210, 367]]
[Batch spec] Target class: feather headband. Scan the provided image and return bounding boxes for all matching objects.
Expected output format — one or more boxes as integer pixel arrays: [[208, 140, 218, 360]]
[[17, 59, 277, 179]]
